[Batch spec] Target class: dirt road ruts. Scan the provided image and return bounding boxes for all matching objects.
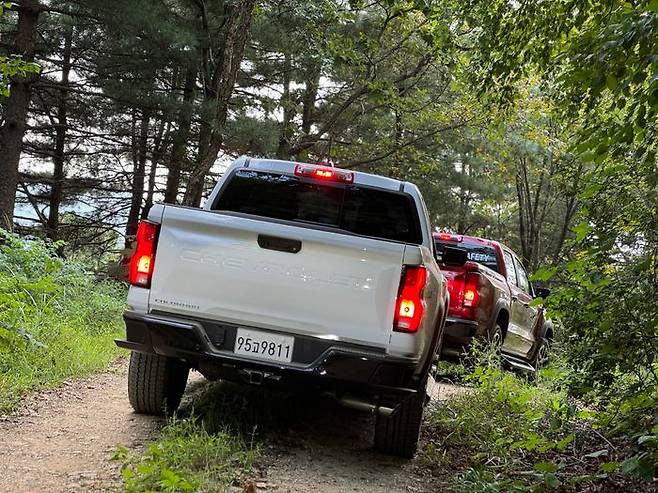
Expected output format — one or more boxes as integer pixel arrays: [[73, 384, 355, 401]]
[[0, 360, 159, 492], [0, 361, 462, 493]]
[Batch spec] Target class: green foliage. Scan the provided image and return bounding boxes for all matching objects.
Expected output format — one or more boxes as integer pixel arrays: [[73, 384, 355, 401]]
[[621, 424, 658, 480], [425, 352, 655, 491], [0, 55, 40, 96], [537, 161, 658, 480], [0, 2, 40, 97], [443, 0, 658, 483], [116, 417, 258, 493], [430, 363, 573, 458], [0, 231, 125, 412]]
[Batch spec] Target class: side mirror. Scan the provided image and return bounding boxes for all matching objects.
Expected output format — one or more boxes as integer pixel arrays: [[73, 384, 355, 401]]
[[440, 246, 468, 266], [534, 287, 551, 299]]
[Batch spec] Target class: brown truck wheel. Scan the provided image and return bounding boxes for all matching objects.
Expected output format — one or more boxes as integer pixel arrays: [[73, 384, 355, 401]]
[[533, 337, 550, 372], [487, 324, 504, 347]]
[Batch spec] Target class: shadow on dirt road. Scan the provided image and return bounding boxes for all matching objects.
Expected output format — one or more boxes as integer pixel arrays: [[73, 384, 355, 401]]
[[0, 362, 461, 493], [178, 374, 459, 493]]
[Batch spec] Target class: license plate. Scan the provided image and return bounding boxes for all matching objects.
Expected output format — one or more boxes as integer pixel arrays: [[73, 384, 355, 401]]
[[234, 328, 294, 363]]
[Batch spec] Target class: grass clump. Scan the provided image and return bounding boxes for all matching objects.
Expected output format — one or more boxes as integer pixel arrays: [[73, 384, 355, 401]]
[[425, 347, 656, 492], [117, 380, 309, 491], [116, 416, 258, 493], [0, 231, 125, 412], [427, 360, 575, 491]]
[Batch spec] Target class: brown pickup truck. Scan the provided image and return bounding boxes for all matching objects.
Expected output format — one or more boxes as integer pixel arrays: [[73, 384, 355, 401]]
[[434, 232, 553, 373]]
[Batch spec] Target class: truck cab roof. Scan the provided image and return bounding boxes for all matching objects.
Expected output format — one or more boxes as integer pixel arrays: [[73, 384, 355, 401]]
[[432, 231, 511, 255], [205, 156, 431, 249], [206, 156, 412, 205]]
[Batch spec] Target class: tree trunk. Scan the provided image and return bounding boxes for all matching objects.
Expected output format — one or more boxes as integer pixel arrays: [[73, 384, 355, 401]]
[[553, 161, 583, 262], [183, 0, 257, 207], [47, 22, 73, 241], [142, 118, 170, 220], [191, 117, 212, 199], [0, 0, 40, 230], [516, 167, 529, 263], [301, 68, 320, 136], [164, 68, 195, 204], [125, 108, 151, 245], [456, 162, 471, 234], [296, 65, 320, 160], [276, 52, 292, 159]]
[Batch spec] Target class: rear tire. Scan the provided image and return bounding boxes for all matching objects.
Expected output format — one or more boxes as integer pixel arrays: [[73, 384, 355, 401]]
[[533, 337, 550, 373], [374, 390, 425, 458], [487, 323, 504, 347], [128, 351, 190, 416]]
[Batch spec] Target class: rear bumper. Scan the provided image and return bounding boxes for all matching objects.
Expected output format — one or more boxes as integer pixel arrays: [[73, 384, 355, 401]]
[[116, 311, 422, 401], [441, 317, 480, 356]]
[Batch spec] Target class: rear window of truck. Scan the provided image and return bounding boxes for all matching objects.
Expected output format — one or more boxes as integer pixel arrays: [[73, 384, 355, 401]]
[[213, 170, 422, 244], [435, 241, 500, 272]]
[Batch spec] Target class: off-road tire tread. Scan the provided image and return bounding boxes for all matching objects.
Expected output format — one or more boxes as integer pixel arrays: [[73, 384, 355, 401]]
[[128, 351, 188, 415], [374, 392, 424, 458], [533, 337, 550, 371], [488, 324, 504, 345]]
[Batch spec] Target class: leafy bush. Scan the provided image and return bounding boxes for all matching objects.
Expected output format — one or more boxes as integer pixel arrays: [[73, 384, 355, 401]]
[[116, 417, 258, 493], [426, 352, 657, 491], [0, 231, 125, 412], [533, 161, 658, 483], [427, 359, 575, 490]]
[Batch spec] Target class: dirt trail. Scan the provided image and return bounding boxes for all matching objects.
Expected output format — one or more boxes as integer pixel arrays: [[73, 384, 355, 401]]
[[0, 362, 462, 493], [258, 378, 462, 493], [0, 360, 160, 493]]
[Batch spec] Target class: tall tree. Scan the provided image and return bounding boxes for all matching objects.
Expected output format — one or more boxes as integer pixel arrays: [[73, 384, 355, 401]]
[[0, 0, 41, 229], [164, 68, 195, 204], [183, 0, 258, 207], [45, 19, 73, 240]]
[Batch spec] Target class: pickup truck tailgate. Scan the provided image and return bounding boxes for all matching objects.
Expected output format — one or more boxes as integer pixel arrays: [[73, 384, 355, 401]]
[[149, 206, 405, 347]]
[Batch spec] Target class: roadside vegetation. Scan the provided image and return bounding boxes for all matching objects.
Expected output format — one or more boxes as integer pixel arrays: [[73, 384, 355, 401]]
[[427, 345, 657, 492], [114, 381, 275, 492], [0, 231, 124, 413], [115, 417, 258, 493], [416, 1, 658, 489]]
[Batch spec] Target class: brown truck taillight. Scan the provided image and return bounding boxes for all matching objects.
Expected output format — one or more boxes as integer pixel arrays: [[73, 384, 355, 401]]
[[129, 220, 160, 288], [446, 269, 480, 319], [394, 266, 427, 333], [462, 273, 479, 308]]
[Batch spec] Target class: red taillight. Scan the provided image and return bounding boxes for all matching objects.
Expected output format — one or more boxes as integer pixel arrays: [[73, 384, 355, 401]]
[[394, 266, 427, 333], [129, 220, 160, 288], [436, 232, 462, 242], [446, 272, 480, 320], [294, 164, 354, 183], [463, 274, 479, 308]]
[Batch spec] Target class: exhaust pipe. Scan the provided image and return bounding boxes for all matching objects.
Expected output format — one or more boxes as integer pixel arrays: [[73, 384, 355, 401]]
[[334, 395, 396, 417]]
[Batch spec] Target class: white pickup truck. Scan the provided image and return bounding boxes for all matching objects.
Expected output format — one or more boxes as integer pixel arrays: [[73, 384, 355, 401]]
[[117, 156, 449, 457]]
